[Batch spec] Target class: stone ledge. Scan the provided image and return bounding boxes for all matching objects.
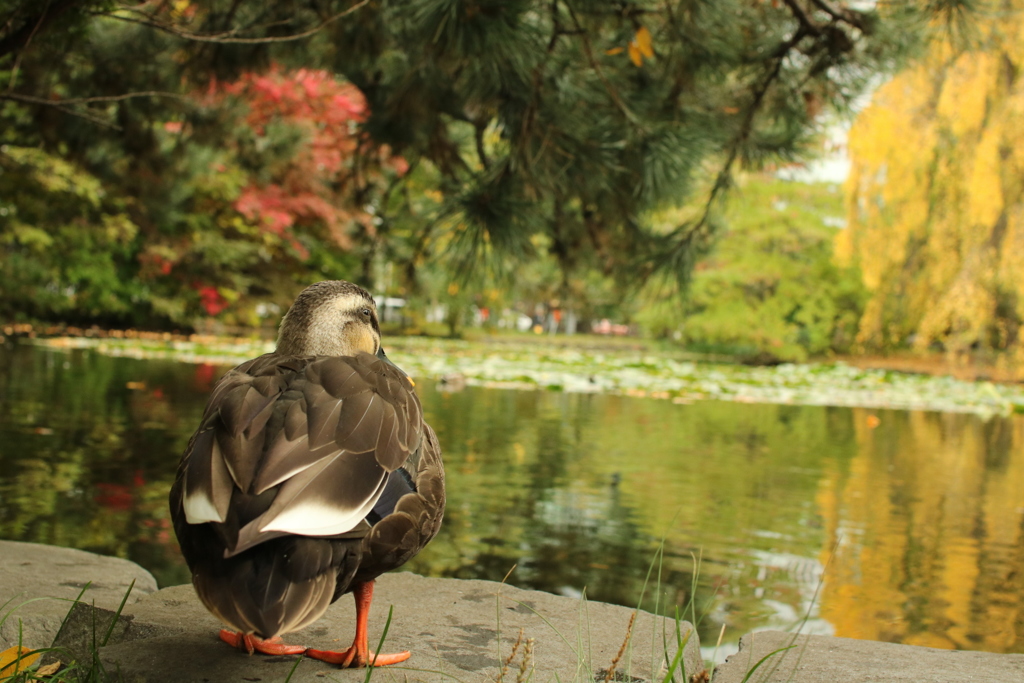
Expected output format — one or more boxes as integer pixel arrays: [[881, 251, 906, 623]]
[[710, 630, 1024, 683], [5, 543, 1023, 683], [0, 540, 158, 651], [1, 542, 701, 683], [76, 575, 701, 683]]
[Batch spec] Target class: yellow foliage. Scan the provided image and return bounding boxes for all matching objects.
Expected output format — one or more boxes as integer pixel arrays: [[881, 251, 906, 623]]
[[845, 2, 1024, 359], [967, 123, 1004, 230], [936, 52, 995, 139], [996, 206, 1024, 338]]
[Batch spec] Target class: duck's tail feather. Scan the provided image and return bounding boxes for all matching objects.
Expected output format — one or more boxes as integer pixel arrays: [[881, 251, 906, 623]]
[[193, 537, 358, 638]]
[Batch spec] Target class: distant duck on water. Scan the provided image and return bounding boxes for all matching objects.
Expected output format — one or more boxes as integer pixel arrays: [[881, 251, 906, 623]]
[[169, 280, 445, 667]]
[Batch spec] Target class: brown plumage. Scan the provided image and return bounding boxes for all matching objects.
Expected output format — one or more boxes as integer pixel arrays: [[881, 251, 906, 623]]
[[169, 281, 444, 666]]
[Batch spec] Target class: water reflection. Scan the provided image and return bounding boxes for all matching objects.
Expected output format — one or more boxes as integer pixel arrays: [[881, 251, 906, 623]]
[[0, 340, 1021, 655], [817, 410, 1024, 651]]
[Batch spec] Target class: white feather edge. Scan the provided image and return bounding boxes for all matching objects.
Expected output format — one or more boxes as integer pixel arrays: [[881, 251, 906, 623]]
[[258, 471, 389, 535], [182, 435, 231, 524], [183, 491, 224, 524]]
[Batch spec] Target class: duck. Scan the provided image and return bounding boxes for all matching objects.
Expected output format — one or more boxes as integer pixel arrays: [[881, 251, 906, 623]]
[[169, 280, 445, 667]]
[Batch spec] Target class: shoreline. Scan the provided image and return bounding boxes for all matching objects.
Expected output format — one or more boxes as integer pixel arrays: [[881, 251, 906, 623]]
[[13, 333, 1024, 417]]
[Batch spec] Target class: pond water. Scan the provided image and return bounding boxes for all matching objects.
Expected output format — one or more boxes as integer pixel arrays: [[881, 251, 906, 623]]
[[1, 340, 1022, 657]]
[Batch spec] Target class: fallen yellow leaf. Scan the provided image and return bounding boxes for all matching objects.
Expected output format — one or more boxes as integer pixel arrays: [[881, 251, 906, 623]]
[[635, 26, 654, 59], [0, 645, 41, 677], [36, 661, 62, 676]]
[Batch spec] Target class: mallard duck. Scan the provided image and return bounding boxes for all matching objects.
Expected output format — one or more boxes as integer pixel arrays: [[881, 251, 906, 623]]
[[169, 281, 444, 667]]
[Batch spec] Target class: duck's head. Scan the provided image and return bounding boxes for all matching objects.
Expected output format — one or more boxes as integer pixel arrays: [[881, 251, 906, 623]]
[[275, 281, 381, 357]]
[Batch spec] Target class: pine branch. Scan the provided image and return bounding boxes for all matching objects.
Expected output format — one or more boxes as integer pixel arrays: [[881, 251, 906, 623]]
[[95, 0, 370, 45], [806, 0, 865, 31], [662, 23, 811, 273], [105, 5, 296, 41], [519, 1, 570, 165], [698, 44, 797, 222], [781, 0, 823, 36], [474, 122, 490, 170], [563, 0, 641, 126]]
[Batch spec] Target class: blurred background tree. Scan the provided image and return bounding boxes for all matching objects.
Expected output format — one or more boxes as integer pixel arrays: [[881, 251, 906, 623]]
[[638, 176, 864, 362], [0, 0, 978, 358], [840, 0, 1024, 364]]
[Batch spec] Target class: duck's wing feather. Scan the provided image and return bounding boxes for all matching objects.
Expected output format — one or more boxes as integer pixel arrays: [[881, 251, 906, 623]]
[[178, 353, 423, 557]]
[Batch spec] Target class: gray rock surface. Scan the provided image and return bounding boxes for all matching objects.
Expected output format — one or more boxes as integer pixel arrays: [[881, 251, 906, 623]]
[[0, 540, 157, 651], [83, 573, 703, 683], [711, 630, 1024, 683], [8, 543, 1024, 683]]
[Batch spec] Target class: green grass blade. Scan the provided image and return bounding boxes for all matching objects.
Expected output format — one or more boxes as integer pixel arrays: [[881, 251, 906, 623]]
[[101, 579, 135, 647], [283, 651, 306, 683], [503, 599, 581, 662], [738, 645, 796, 683], [363, 605, 395, 683], [0, 584, 90, 634], [658, 628, 691, 683]]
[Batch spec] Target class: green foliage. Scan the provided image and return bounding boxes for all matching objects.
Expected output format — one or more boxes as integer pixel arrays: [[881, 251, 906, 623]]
[[0, 147, 145, 325], [0, 1, 972, 329], [637, 176, 866, 362]]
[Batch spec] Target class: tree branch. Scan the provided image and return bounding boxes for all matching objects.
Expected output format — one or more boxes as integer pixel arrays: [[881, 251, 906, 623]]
[[0, 0, 87, 60], [7, 2, 47, 89], [806, 0, 865, 31], [0, 90, 185, 105], [671, 25, 810, 257], [474, 122, 490, 170], [95, 0, 369, 45], [780, 0, 823, 36], [563, 0, 641, 126], [12, 97, 120, 128], [0, 89, 188, 129]]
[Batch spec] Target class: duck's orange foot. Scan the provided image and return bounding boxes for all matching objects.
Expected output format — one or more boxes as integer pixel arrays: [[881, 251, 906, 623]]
[[305, 646, 410, 668], [218, 629, 307, 656]]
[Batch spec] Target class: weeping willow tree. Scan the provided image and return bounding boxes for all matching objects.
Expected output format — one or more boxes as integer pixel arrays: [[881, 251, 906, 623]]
[[839, 1, 1024, 360]]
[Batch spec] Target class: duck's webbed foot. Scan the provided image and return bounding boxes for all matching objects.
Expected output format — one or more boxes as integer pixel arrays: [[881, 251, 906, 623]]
[[305, 646, 410, 667], [218, 630, 307, 656], [304, 579, 410, 668]]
